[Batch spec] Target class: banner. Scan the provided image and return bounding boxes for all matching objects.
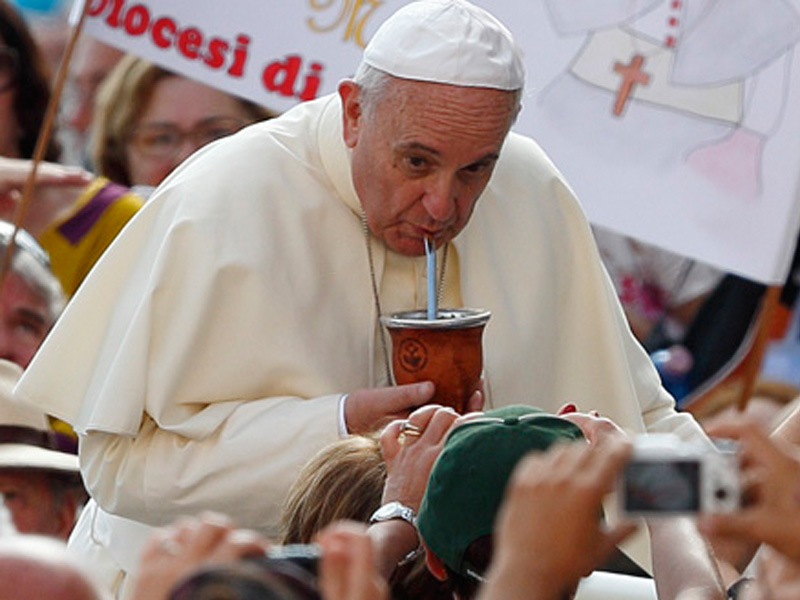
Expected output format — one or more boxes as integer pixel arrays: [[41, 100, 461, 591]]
[[71, 0, 383, 113], [71, 0, 800, 285]]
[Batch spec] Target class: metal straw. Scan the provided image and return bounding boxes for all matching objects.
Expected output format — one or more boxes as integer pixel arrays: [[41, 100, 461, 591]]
[[425, 237, 437, 319]]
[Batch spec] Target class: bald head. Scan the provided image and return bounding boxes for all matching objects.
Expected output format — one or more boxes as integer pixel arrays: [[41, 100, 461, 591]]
[[0, 535, 107, 600]]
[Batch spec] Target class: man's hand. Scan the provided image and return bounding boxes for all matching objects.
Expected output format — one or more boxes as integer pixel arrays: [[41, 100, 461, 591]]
[[367, 404, 472, 579], [344, 379, 483, 435], [698, 418, 800, 564], [557, 404, 627, 445], [0, 157, 93, 234], [378, 404, 469, 510], [480, 436, 636, 600], [317, 521, 389, 600], [126, 512, 270, 600], [344, 382, 436, 434], [0, 157, 91, 194]]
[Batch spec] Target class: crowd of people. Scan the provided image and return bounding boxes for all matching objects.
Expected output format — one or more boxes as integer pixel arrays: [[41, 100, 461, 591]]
[[0, 1, 797, 600]]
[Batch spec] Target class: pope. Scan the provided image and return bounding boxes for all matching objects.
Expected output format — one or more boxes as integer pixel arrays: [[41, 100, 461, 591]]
[[17, 0, 716, 594]]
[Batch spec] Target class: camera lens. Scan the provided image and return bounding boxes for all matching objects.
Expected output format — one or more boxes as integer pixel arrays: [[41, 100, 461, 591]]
[[244, 546, 322, 600], [262, 543, 322, 576]]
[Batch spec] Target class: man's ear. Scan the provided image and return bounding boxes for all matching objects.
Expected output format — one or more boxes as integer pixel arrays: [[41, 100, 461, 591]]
[[338, 79, 362, 149], [423, 541, 449, 581], [54, 490, 78, 541]]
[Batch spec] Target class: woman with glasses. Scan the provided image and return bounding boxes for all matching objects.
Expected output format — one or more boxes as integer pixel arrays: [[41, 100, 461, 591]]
[[91, 55, 278, 190]]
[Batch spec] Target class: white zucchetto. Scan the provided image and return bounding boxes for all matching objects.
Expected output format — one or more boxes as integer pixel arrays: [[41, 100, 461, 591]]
[[362, 0, 525, 91]]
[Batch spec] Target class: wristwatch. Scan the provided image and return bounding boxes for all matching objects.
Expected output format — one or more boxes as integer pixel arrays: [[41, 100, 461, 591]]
[[369, 501, 418, 528]]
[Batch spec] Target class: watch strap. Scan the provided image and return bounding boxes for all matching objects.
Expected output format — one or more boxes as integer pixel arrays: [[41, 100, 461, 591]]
[[369, 501, 418, 528]]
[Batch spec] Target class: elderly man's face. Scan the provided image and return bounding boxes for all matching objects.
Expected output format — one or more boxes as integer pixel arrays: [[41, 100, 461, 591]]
[[0, 470, 74, 540], [0, 272, 53, 369], [340, 77, 517, 256]]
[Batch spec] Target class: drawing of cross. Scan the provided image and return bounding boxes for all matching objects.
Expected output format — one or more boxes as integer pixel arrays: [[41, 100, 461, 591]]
[[613, 54, 651, 116]]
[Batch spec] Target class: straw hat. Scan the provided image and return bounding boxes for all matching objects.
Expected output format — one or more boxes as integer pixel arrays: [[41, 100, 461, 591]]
[[0, 360, 78, 474]]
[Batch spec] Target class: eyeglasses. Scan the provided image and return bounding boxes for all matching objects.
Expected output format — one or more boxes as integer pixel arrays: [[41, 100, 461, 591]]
[[128, 116, 247, 160], [0, 221, 50, 268], [0, 47, 18, 94]]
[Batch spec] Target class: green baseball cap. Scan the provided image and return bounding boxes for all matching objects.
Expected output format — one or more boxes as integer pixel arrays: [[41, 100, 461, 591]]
[[417, 405, 584, 577]]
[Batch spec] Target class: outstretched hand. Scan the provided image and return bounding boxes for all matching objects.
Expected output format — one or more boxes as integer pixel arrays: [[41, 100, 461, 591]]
[[127, 512, 270, 600], [368, 404, 477, 579], [557, 403, 628, 445], [317, 521, 388, 600], [0, 157, 93, 233], [697, 418, 800, 564], [379, 404, 470, 510], [480, 435, 637, 600]]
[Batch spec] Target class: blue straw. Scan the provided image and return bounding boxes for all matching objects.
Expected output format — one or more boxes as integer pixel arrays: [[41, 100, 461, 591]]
[[425, 237, 436, 320]]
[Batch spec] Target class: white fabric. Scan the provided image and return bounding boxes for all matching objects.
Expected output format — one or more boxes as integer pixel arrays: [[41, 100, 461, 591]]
[[362, 0, 525, 90], [17, 92, 707, 587], [68, 501, 128, 597]]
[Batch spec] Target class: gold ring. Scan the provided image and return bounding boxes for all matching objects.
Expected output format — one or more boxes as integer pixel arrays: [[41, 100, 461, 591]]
[[401, 422, 424, 437], [398, 421, 424, 446]]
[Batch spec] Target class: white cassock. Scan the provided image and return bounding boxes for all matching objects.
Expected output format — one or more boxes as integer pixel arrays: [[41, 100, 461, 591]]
[[16, 93, 706, 593]]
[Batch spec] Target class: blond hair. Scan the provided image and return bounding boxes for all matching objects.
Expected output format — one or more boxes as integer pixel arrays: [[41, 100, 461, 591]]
[[280, 434, 385, 544]]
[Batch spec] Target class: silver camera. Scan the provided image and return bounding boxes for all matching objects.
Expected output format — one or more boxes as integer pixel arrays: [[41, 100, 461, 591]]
[[619, 433, 740, 516]]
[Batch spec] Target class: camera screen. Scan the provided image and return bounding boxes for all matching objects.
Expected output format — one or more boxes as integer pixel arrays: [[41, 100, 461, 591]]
[[623, 459, 701, 513]]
